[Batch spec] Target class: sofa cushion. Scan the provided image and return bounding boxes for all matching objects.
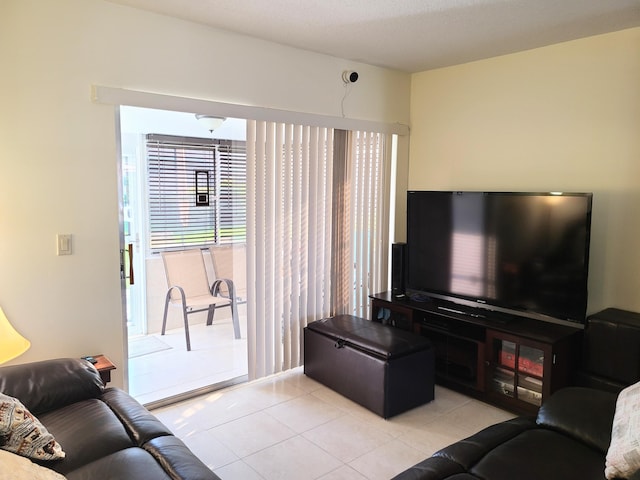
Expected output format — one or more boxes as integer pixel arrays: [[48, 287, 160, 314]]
[[0, 449, 66, 480], [605, 381, 640, 479], [0, 393, 65, 460], [0, 358, 103, 416], [536, 386, 617, 454], [64, 447, 174, 480], [37, 399, 133, 475]]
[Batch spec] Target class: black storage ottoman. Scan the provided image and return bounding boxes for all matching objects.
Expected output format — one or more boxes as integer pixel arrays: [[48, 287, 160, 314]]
[[575, 307, 640, 392], [304, 315, 435, 418]]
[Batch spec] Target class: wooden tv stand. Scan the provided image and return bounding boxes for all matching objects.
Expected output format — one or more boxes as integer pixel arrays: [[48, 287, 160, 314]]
[[370, 292, 583, 414]]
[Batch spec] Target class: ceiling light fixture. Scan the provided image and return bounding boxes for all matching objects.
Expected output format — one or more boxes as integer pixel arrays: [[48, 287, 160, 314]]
[[195, 114, 226, 132]]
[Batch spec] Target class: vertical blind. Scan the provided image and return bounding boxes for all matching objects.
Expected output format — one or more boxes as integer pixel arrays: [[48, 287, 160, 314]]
[[351, 130, 391, 317], [146, 134, 247, 252], [246, 121, 334, 379], [246, 121, 391, 380], [331, 131, 391, 318]]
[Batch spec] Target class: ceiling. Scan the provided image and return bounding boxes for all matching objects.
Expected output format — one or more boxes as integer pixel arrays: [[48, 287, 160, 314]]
[[107, 0, 640, 73]]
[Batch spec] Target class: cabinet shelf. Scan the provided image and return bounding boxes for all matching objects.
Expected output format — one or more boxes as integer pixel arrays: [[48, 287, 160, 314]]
[[418, 323, 485, 392]]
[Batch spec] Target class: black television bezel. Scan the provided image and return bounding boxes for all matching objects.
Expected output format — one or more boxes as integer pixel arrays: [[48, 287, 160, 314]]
[[405, 190, 593, 328]]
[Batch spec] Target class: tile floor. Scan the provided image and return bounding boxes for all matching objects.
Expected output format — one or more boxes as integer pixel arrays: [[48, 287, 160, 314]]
[[152, 367, 516, 480]]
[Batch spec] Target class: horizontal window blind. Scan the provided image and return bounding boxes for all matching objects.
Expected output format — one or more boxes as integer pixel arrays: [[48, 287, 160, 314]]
[[146, 134, 246, 252], [217, 141, 247, 244]]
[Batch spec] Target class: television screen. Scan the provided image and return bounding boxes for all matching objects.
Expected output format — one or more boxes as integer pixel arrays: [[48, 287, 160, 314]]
[[406, 191, 592, 324]]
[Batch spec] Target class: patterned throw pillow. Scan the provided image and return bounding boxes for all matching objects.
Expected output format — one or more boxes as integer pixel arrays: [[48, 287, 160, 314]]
[[0, 393, 65, 460], [0, 449, 66, 480], [605, 381, 640, 479]]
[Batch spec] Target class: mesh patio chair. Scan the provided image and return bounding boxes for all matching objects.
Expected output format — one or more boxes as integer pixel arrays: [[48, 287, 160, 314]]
[[209, 244, 246, 338], [161, 248, 240, 351]]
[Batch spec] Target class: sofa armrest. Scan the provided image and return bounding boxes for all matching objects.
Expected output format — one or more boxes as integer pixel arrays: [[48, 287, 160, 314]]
[[433, 416, 535, 470], [536, 386, 617, 454], [0, 357, 104, 414], [391, 455, 470, 479], [145, 435, 221, 480], [102, 388, 174, 445], [392, 417, 535, 480]]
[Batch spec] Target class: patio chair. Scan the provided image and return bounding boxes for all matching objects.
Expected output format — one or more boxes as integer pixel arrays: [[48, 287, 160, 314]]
[[209, 244, 247, 299], [161, 248, 240, 351], [209, 244, 246, 338]]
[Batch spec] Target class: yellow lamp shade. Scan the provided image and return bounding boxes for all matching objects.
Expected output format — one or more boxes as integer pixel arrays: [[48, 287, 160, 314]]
[[0, 307, 30, 364]]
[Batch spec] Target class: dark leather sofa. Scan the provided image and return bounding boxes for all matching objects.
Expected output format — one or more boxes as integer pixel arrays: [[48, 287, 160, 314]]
[[394, 307, 640, 480], [393, 386, 634, 480], [0, 358, 220, 480]]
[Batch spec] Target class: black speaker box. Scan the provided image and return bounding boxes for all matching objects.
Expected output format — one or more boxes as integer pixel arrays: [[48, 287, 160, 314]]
[[391, 243, 406, 297]]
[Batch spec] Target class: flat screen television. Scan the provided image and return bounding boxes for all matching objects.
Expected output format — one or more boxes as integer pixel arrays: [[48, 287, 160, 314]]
[[406, 191, 593, 326]]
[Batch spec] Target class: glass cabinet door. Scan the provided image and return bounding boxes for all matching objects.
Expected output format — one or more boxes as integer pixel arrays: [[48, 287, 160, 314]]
[[489, 337, 544, 407], [517, 345, 544, 406]]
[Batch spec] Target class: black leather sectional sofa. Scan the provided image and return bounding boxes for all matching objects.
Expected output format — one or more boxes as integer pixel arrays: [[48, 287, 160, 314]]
[[0, 357, 219, 480], [393, 386, 635, 480], [394, 308, 640, 480]]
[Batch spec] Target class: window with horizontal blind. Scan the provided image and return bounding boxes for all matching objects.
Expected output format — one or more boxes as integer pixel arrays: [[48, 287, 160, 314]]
[[146, 134, 246, 253]]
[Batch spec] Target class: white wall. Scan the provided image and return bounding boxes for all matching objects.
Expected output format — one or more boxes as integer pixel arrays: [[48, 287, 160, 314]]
[[0, 0, 410, 386], [409, 28, 640, 316]]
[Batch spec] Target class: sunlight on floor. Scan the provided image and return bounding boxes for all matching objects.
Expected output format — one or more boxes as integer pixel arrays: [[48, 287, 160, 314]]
[[128, 316, 248, 406]]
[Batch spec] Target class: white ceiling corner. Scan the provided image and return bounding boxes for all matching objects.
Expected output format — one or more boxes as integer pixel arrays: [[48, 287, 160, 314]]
[[106, 0, 640, 72]]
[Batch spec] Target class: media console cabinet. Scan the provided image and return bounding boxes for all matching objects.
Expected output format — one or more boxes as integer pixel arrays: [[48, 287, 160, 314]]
[[370, 291, 583, 414]]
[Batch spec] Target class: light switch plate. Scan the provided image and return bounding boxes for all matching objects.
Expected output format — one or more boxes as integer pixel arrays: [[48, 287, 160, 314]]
[[57, 234, 72, 255]]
